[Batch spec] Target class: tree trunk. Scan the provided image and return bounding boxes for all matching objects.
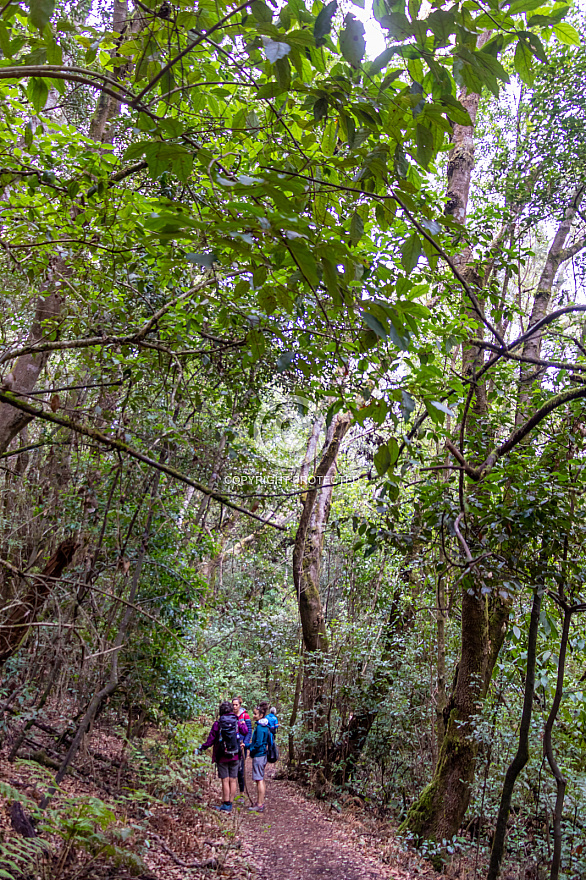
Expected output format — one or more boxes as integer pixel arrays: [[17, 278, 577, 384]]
[[293, 414, 351, 653], [402, 34, 507, 842], [487, 583, 543, 880], [436, 564, 448, 749], [401, 573, 510, 841], [292, 413, 351, 753], [445, 51, 489, 415], [0, 285, 64, 456], [0, 538, 78, 668], [543, 604, 572, 880], [515, 187, 585, 425]]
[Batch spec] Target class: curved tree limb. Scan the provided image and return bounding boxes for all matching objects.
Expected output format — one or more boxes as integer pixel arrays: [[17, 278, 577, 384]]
[[0, 391, 285, 529], [446, 385, 586, 480]]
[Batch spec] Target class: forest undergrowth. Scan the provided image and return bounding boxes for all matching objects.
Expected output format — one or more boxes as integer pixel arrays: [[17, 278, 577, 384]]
[[0, 702, 546, 880]]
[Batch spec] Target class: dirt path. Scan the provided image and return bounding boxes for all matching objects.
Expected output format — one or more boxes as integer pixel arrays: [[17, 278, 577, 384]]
[[239, 766, 401, 880]]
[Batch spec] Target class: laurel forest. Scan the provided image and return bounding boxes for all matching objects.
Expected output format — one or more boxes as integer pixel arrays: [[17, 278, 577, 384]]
[[0, 0, 585, 877]]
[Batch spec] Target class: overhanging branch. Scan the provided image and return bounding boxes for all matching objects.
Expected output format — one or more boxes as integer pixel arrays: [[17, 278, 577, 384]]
[[446, 385, 586, 480], [0, 391, 285, 530]]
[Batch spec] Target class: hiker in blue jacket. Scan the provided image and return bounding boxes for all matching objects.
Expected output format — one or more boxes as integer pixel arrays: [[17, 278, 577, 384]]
[[199, 701, 248, 812], [248, 700, 271, 812], [266, 707, 279, 738]]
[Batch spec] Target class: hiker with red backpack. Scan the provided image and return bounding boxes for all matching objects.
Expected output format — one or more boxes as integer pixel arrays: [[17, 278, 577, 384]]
[[199, 701, 249, 812]]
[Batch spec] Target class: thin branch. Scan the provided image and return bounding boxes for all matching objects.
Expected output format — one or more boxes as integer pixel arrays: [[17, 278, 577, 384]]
[[132, 0, 252, 104], [446, 385, 586, 480], [453, 513, 473, 562], [0, 276, 216, 364], [0, 391, 286, 530], [469, 339, 586, 373]]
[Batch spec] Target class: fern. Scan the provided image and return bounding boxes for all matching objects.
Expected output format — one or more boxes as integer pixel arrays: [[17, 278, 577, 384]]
[[0, 834, 46, 880], [0, 788, 145, 879], [0, 782, 35, 810]]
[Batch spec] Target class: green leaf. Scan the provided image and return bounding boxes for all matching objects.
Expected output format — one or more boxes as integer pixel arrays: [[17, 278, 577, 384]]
[[144, 142, 194, 182], [415, 123, 434, 169], [477, 50, 510, 84], [400, 390, 415, 421], [247, 327, 266, 361], [516, 30, 547, 62], [27, 77, 49, 113], [387, 437, 399, 467], [374, 443, 391, 476], [369, 47, 395, 74], [430, 400, 455, 417], [251, 0, 274, 22], [313, 96, 328, 121], [321, 257, 339, 298], [339, 13, 365, 67], [24, 122, 34, 148], [375, 437, 400, 475], [29, 0, 55, 30], [426, 9, 456, 45], [288, 238, 319, 286], [0, 24, 11, 57], [350, 211, 364, 245], [514, 39, 534, 86], [552, 22, 580, 45], [363, 312, 387, 338], [401, 233, 422, 274], [507, 0, 544, 12], [314, 0, 337, 46], [527, 5, 568, 26], [275, 56, 291, 89]]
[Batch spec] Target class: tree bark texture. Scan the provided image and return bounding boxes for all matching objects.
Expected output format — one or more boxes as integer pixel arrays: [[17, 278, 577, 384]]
[[436, 564, 448, 750], [292, 413, 350, 751], [293, 414, 351, 654], [487, 584, 543, 880], [401, 574, 510, 841], [0, 284, 64, 456], [515, 187, 585, 425], [445, 41, 491, 424], [543, 605, 572, 880], [0, 538, 78, 668]]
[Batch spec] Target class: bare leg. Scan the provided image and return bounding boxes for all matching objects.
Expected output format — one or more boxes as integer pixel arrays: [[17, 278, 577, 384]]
[[229, 776, 238, 802], [221, 777, 230, 802], [257, 779, 266, 806]]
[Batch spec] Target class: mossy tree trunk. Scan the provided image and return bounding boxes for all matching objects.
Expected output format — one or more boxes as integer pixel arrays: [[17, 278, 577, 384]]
[[401, 575, 510, 841], [292, 413, 350, 756]]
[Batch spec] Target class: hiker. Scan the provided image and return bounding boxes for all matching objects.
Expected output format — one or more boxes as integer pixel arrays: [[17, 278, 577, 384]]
[[266, 706, 279, 738], [248, 700, 271, 812], [199, 701, 249, 812], [232, 696, 252, 796]]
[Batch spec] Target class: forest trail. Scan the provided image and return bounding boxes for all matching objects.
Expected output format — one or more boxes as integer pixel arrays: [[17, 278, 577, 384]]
[[237, 765, 421, 880]]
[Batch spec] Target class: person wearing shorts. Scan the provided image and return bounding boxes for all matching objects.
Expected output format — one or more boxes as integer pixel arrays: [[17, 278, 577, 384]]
[[248, 701, 271, 813], [199, 701, 248, 812]]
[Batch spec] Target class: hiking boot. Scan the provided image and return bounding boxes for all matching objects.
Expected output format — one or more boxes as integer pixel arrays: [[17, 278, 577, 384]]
[[215, 802, 233, 812], [248, 804, 265, 812]]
